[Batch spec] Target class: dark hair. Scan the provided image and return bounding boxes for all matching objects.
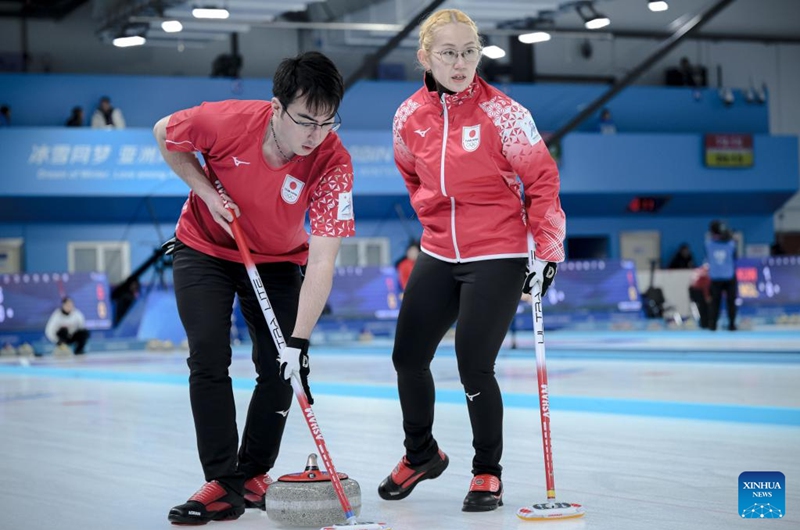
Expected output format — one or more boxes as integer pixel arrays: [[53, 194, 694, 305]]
[[709, 220, 732, 241], [272, 51, 344, 118], [0, 105, 9, 114], [61, 296, 72, 305]]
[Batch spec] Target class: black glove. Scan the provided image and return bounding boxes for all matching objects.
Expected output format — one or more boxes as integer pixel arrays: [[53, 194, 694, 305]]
[[278, 336, 313, 405], [523, 259, 558, 297]]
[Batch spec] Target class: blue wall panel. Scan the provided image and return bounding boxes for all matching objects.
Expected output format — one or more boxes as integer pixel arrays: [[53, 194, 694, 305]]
[[0, 74, 271, 128], [560, 133, 798, 193], [1, 73, 770, 133]]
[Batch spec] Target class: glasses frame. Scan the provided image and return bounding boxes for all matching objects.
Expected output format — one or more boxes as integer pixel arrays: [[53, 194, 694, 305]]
[[432, 47, 482, 65], [281, 103, 341, 133]]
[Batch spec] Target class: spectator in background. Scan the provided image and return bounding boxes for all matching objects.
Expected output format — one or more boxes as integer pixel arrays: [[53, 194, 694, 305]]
[[770, 240, 786, 256], [665, 57, 707, 87], [688, 264, 711, 329], [45, 297, 90, 355], [705, 220, 738, 331], [598, 108, 616, 135], [395, 240, 420, 291], [91, 96, 126, 129], [679, 57, 697, 86], [66, 106, 85, 127], [679, 57, 707, 87], [668, 243, 696, 269], [0, 105, 10, 126]]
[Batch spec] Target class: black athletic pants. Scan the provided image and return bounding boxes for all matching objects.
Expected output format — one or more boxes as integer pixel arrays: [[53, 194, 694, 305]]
[[172, 241, 303, 492], [709, 278, 737, 330], [688, 287, 709, 329], [56, 327, 90, 354], [392, 252, 527, 479]]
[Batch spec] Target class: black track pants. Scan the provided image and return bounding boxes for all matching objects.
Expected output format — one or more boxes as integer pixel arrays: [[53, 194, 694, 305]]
[[392, 252, 526, 478], [172, 241, 302, 491], [709, 278, 737, 330]]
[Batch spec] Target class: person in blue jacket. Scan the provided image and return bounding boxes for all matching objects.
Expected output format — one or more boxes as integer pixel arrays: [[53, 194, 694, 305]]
[[704, 220, 738, 331]]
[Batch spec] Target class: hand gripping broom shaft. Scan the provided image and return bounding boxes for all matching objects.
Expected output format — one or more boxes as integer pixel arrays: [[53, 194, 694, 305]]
[[517, 233, 585, 521]]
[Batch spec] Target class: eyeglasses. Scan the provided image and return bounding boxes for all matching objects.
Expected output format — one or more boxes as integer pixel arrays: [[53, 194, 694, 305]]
[[282, 105, 342, 133], [432, 47, 482, 65]]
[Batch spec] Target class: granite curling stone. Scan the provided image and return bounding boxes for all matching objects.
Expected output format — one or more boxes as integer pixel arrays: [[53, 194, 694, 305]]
[[265, 454, 361, 527]]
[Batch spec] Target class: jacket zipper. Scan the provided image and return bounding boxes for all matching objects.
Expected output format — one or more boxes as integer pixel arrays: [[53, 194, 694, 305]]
[[439, 94, 460, 261]]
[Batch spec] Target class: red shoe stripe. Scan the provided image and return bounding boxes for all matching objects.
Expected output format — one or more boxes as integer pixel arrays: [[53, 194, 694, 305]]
[[189, 482, 227, 504], [244, 474, 273, 496], [469, 475, 501, 493], [390, 458, 416, 484], [399, 472, 423, 489]]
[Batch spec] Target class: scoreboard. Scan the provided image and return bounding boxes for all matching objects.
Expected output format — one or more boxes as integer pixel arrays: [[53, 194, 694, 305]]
[[736, 257, 800, 307], [0, 272, 112, 333]]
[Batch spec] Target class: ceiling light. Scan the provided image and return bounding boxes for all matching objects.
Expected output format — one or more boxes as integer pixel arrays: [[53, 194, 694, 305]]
[[585, 16, 610, 29], [192, 7, 230, 19], [518, 31, 552, 44], [161, 20, 183, 33], [113, 36, 146, 47], [576, 2, 610, 30], [648, 1, 669, 12], [482, 45, 506, 59]]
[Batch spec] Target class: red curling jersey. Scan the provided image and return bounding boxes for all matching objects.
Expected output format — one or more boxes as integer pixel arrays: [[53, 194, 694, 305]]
[[393, 75, 565, 263], [166, 100, 355, 265]]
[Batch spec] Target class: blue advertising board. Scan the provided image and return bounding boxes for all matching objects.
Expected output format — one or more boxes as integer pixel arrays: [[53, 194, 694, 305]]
[[0, 129, 404, 196]]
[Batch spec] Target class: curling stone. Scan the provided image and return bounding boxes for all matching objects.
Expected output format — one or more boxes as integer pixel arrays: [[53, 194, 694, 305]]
[[17, 343, 35, 357], [265, 454, 361, 527]]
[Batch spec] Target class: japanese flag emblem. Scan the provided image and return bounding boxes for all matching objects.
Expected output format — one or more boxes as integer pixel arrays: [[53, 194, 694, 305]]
[[462, 125, 481, 152], [281, 174, 304, 204]]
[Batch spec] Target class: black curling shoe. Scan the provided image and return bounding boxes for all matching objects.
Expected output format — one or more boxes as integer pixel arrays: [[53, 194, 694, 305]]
[[168, 480, 245, 525], [462, 474, 503, 512]]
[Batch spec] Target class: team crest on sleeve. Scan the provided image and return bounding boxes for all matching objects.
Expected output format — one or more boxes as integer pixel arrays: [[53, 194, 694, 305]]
[[281, 174, 304, 204], [337, 191, 354, 221], [462, 125, 481, 152]]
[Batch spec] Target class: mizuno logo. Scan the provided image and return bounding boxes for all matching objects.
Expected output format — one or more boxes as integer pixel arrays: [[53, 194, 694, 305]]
[[275, 409, 290, 417], [232, 156, 251, 167], [466, 392, 481, 401], [414, 127, 431, 137]]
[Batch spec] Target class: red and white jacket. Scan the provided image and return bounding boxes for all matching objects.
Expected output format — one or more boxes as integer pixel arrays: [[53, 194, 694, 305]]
[[393, 74, 565, 263]]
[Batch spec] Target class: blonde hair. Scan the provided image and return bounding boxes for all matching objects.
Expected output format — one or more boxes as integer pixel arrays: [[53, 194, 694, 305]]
[[418, 9, 481, 55]]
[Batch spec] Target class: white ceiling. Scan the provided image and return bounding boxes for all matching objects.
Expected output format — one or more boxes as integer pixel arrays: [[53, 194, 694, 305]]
[[97, 0, 800, 47]]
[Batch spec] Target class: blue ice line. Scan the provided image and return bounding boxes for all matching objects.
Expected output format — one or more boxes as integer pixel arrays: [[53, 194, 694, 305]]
[[1, 365, 798, 426]]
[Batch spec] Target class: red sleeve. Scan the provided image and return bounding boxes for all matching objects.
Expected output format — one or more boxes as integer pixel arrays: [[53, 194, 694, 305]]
[[483, 97, 566, 262], [309, 162, 355, 238], [165, 102, 220, 153], [393, 99, 422, 198]]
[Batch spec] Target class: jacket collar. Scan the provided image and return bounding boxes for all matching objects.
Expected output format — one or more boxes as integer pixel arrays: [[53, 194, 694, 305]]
[[423, 71, 481, 107]]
